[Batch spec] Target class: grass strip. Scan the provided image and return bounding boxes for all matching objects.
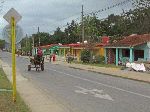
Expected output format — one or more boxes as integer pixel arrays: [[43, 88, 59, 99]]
[[0, 68, 31, 112]]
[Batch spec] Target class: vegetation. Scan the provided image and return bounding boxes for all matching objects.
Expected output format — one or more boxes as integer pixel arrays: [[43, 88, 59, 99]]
[[74, 61, 121, 68], [21, 37, 32, 53], [94, 55, 105, 64], [0, 68, 31, 112], [0, 39, 5, 50], [81, 50, 91, 63], [80, 49, 105, 64], [20, 0, 149, 57]]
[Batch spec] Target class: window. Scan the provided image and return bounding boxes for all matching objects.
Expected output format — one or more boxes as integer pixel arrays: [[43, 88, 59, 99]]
[[134, 50, 144, 61], [122, 49, 130, 57]]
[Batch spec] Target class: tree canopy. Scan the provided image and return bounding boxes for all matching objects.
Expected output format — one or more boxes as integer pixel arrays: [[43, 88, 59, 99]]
[[21, 0, 150, 50]]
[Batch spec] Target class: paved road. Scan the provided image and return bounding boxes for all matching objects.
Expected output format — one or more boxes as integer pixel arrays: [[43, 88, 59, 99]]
[[1, 52, 150, 112]]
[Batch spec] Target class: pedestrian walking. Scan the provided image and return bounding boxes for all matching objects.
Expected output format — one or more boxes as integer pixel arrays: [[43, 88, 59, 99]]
[[49, 54, 52, 62], [66, 51, 71, 63], [52, 53, 56, 62]]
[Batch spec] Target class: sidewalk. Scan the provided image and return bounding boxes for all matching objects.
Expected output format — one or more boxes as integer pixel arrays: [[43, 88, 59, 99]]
[[0, 59, 70, 112], [47, 59, 150, 83]]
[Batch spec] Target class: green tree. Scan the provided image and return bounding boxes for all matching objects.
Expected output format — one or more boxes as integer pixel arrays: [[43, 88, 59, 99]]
[[21, 1, 150, 46], [0, 39, 5, 49], [21, 37, 32, 52], [64, 20, 80, 44], [52, 27, 66, 44], [130, 0, 150, 34], [84, 15, 100, 42]]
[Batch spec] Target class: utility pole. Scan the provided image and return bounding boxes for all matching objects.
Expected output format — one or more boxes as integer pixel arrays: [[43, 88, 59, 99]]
[[32, 35, 35, 56], [38, 26, 40, 46], [26, 34, 28, 48], [26, 34, 28, 55], [81, 5, 84, 43]]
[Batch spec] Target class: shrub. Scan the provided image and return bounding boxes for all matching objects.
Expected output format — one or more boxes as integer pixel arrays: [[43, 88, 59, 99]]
[[94, 55, 105, 64], [81, 50, 91, 63]]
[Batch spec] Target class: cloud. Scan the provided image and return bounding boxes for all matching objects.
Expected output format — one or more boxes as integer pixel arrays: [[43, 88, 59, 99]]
[[0, 0, 133, 39]]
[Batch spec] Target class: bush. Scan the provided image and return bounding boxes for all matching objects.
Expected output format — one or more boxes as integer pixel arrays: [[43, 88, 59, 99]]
[[81, 50, 91, 63], [94, 55, 105, 64]]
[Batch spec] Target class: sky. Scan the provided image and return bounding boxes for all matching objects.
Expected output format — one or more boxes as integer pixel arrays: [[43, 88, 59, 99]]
[[0, 0, 134, 40]]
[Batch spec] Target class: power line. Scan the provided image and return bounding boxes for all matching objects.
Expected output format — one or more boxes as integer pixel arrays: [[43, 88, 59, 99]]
[[49, 16, 81, 34], [85, 0, 133, 16], [49, 0, 133, 34], [56, 12, 80, 22], [28, 0, 133, 35]]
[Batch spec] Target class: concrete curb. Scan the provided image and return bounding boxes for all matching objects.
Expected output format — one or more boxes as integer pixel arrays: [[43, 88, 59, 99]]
[[87, 69, 150, 84], [55, 63, 150, 84]]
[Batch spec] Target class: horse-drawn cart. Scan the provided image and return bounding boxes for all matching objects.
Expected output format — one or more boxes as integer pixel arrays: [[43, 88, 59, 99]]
[[28, 56, 44, 71]]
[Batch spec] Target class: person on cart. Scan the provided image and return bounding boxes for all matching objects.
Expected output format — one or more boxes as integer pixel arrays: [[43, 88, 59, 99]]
[[37, 47, 43, 61], [37, 47, 43, 57], [33, 47, 43, 65], [28, 47, 44, 71]]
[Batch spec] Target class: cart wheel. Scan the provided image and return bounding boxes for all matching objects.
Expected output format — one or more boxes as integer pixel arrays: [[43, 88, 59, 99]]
[[36, 67, 38, 71], [28, 65, 31, 71], [41, 64, 44, 71]]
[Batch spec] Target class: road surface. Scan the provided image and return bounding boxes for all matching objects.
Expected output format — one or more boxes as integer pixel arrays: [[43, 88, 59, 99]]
[[1, 52, 150, 112]]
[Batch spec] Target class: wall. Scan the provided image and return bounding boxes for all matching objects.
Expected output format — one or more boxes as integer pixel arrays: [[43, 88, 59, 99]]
[[146, 42, 150, 60], [117, 43, 149, 62], [58, 48, 64, 56], [134, 43, 149, 60], [76, 49, 81, 61], [118, 49, 131, 62], [100, 48, 104, 56]]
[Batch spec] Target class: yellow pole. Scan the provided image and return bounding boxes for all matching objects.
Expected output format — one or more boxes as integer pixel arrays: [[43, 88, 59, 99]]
[[11, 17, 16, 102]]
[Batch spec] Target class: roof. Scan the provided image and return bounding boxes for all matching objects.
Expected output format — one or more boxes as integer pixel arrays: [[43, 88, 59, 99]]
[[105, 34, 150, 48], [38, 42, 107, 49], [40, 44, 58, 49], [68, 43, 82, 47], [59, 43, 82, 48], [95, 43, 107, 47]]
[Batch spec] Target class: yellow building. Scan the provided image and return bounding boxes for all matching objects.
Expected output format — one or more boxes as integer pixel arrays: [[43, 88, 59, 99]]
[[58, 43, 105, 62], [58, 45, 70, 61]]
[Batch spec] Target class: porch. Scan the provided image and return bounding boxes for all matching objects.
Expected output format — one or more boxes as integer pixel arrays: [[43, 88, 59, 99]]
[[105, 45, 147, 66]]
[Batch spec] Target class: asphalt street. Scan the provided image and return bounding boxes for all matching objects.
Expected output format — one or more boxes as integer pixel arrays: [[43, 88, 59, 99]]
[[1, 52, 150, 112]]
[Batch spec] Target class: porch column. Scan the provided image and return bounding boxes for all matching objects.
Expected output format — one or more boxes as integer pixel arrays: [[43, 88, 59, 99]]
[[64, 48, 66, 57], [35, 48, 37, 55], [129, 48, 133, 63], [58, 49, 61, 56], [116, 48, 119, 66], [104, 48, 107, 64], [71, 48, 73, 55], [144, 49, 147, 60], [32, 48, 35, 56]]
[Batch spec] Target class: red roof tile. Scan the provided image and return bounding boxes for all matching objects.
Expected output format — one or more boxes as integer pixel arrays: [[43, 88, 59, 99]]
[[96, 43, 107, 47], [40, 44, 58, 49], [40, 42, 107, 49], [106, 34, 150, 47]]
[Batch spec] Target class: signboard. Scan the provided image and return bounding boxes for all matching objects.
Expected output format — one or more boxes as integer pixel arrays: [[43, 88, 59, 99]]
[[3, 25, 23, 44], [3, 8, 22, 24], [3, 8, 22, 102]]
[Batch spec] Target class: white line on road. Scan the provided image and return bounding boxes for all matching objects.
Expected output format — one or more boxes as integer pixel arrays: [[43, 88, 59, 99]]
[[49, 68, 150, 99], [75, 86, 114, 101]]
